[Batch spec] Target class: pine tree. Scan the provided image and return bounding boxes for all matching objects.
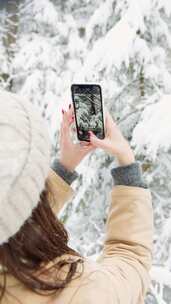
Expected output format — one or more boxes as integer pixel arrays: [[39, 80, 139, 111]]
[[75, 1, 171, 302]]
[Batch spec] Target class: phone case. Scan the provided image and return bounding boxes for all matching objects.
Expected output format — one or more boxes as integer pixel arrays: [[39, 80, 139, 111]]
[[71, 84, 105, 142]]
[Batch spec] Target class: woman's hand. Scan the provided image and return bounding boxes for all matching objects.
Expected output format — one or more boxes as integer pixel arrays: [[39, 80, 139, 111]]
[[59, 104, 96, 172], [89, 109, 135, 166]]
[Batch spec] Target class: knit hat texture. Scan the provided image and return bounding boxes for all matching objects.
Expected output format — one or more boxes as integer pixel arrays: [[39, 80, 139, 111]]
[[0, 90, 52, 245]]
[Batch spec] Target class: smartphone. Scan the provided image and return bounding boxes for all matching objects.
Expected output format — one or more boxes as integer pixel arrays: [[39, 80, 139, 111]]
[[71, 84, 105, 142]]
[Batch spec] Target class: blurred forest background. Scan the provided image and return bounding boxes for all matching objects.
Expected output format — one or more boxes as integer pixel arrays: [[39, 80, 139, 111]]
[[0, 0, 171, 303]]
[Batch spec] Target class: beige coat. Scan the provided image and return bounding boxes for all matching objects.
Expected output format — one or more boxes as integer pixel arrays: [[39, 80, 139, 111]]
[[1, 168, 154, 304]]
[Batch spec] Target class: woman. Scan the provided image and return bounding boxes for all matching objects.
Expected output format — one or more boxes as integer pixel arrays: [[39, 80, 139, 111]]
[[0, 89, 153, 304]]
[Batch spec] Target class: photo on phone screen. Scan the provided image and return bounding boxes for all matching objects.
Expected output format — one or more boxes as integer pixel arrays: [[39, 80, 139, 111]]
[[71, 84, 105, 141]]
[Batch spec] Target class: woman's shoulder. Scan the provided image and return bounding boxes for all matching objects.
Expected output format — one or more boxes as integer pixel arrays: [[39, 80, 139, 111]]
[[55, 255, 116, 304]]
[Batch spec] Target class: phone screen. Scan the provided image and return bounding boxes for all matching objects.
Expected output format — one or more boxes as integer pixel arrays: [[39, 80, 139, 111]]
[[71, 84, 105, 141]]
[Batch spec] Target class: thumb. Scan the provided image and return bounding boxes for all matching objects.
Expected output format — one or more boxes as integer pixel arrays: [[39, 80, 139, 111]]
[[89, 131, 105, 148]]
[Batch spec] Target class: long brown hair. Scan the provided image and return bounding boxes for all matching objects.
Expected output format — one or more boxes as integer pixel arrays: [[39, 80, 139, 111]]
[[0, 176, 84, 302]]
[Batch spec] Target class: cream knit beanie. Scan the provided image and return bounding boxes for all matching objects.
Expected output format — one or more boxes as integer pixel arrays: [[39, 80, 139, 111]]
[[0, 90, 52, 245]]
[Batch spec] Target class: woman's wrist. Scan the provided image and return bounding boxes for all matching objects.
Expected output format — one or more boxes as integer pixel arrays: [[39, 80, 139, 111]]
[[116, 152, 135, 166], [59, 158, 76, 172], [51, 158, 79, 185], [115, 144, 135, 167]]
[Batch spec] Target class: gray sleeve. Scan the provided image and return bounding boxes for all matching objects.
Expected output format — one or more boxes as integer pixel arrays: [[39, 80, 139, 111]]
[[51, 159, 147, 188], [50, 158, 79, 185], [111, 162, 148, 189]]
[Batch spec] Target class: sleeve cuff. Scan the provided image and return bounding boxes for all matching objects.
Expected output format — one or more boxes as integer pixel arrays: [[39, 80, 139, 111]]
[[110, 162, 148, 189], [50, 158, 79, 185]]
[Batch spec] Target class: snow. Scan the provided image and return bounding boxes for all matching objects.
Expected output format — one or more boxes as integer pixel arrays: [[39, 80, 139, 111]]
[[33, 0, 59, 29], [132, 95, 171, 159], [84, 17, 135, 73], [151, 266, 171, 287], [13, 36, 63, 72], [125, 0, 148, 32], [157, 0, 171, 16], [86, 0, 114, 43]]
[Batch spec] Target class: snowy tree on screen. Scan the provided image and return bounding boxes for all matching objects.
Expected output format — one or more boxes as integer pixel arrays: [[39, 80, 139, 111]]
[[0, 0, 171, 303]]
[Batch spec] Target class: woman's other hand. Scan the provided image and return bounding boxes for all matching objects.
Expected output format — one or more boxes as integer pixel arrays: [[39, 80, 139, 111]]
[[59, 104, 96, 172], [88, 109, 135, 166]]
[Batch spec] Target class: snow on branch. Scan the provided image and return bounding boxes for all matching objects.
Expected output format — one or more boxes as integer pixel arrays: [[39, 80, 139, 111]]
[[84, 16, 135, 74], [132, 94, 171, 159]]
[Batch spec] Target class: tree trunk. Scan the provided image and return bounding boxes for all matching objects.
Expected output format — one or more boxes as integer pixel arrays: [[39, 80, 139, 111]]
[[3, 0, 20, 61]]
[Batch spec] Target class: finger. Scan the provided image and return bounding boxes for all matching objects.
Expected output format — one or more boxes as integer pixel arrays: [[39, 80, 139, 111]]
[[67, 103, 75, 119], [82, 144, 96, 153], [61, 110, 74, 147], [63, 112, 74, 127], [76, 142, 95, 152], [60, 119, 66, 137], [61, 111, 72, 143], [68, 102, 74, 112], [80, 141, 91, 146], [68, 116, 75, 126], [83, 144, 95, 150], [62, 110, 70, 129], [66, 106, 75, 125], [88, 131, 105, 148], [61, 109, 69, 130]]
